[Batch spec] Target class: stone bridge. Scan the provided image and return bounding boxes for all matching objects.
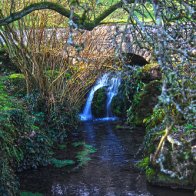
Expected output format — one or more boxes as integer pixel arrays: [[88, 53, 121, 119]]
[[77, 24, 152, 66], [0, 24, 152, 66]]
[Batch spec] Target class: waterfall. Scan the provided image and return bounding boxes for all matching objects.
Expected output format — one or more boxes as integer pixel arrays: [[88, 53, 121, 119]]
[[106, 77, 121, 118], [80, 72, 121, 121]]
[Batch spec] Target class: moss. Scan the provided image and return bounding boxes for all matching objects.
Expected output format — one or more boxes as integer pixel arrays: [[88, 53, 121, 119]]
[[20, 192, 43, 196], [111, 94, 127, 117], [143, 108, 165, 129], [127, 80, 162, 126], [136, 157, 156, 181], [155, 173, 190, 186], [142, 62, 158, 72], [146, 168, 156, 180], [50, 158, 75, 168], [9, 74, 25, 79], [92, 87, 107, 118], [137, 157, 150, 170]]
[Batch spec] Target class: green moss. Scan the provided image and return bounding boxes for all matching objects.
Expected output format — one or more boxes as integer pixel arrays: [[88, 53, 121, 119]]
[[9, 74, 25, 79], [50, 158, 75, 168], [137, 157, 150, 170], [111, 94, 127, 117], [144, 108, 165, 129], [127, 80, 162, 126], [136, 157, 156, 181], [0, 75, 52, 194], [156, 173, 190, 186], [146, 168, 156, 180], [0, 158, 19, 196], [142, 62, 158, 73], [20, 192, 43, 196], [92, 87, 106, 118]]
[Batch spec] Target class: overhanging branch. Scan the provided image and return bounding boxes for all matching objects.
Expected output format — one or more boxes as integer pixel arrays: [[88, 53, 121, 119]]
[[0, 1, 130, 30]]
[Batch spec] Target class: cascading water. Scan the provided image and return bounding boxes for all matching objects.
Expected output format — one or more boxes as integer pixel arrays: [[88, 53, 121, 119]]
[[80, 72, 121, 121], [106, 77, 121, 118]]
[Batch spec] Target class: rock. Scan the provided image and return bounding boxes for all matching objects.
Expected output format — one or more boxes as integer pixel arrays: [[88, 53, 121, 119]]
[[141, 64, 162, 83], [92, 87, 107, 118], [128, 80, 162, 126]]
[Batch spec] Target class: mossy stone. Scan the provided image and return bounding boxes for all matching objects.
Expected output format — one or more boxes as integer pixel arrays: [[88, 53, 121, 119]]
[[128, 80, 162, 126], [92, 87, 107, 118]]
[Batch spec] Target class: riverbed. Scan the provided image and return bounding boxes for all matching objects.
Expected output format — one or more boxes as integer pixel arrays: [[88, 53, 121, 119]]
[[19, 122, 193, 196]]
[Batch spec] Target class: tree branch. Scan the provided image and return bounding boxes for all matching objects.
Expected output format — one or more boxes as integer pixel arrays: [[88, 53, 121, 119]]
[[0, 1, 130, 30]]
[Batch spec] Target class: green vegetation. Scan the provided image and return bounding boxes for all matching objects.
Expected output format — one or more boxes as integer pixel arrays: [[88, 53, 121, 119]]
[[0, 74, 54, 194], [51, 158, 75, 168], [73, 142, 96, 166], [126, 65, 162, 126], [20, 192, 43, 196], [0, 0, 195, 194]]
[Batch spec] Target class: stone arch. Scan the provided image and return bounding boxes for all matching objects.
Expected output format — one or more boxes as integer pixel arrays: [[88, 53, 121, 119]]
[[71, 25, 152, 65]]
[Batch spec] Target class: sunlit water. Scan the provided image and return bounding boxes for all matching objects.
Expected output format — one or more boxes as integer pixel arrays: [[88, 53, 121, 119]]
[[19, 122, 193, 196]]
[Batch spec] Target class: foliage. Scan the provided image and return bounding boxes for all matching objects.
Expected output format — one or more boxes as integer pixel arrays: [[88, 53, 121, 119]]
[[127, 0, 195, 163], [0, 158, 19, 196], [50, 158, 75, 168], [20, 192, 43, 196], [137, 157, 150, 170], [0, 75, 52, 194], [46, 102, 79, 143], [137, 157, 156, 180], [143, 108, 165, 130], [73, 142, 96, 166], [0, 0, 195, 190], [17, 129, 52, 170]]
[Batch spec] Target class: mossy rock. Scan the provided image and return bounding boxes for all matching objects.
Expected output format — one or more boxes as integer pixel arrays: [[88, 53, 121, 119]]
[[111, 94, 127, 118], [92, 87, 107, 118], [148, 173, 194, 189], [141, 63, 162, 83], [128, 80, 162, 126], [111, 81, 130, 118]]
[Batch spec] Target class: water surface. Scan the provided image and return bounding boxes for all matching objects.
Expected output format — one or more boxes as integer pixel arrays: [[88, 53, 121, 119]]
[[19, 122, 193, 196]]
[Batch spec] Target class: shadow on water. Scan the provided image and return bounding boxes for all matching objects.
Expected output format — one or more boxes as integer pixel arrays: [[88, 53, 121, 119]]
[[19, 122, 194, 196]]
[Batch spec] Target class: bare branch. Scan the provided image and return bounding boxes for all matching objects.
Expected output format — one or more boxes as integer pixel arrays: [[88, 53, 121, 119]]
[[0, 1, 129, 30]]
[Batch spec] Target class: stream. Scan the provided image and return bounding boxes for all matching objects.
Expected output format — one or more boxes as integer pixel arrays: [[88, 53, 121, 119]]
[[19, 73, 193, 195], [19, 122, 193, 196]]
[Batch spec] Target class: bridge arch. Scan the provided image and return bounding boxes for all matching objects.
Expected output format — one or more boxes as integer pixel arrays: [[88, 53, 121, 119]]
[[77, 25, 152, 65]]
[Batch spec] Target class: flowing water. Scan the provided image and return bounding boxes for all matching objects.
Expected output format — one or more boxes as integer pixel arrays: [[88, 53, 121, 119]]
[[19, 73, 193, 196], [19, 122, 193, 196], [80, 73, 121, 121]]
